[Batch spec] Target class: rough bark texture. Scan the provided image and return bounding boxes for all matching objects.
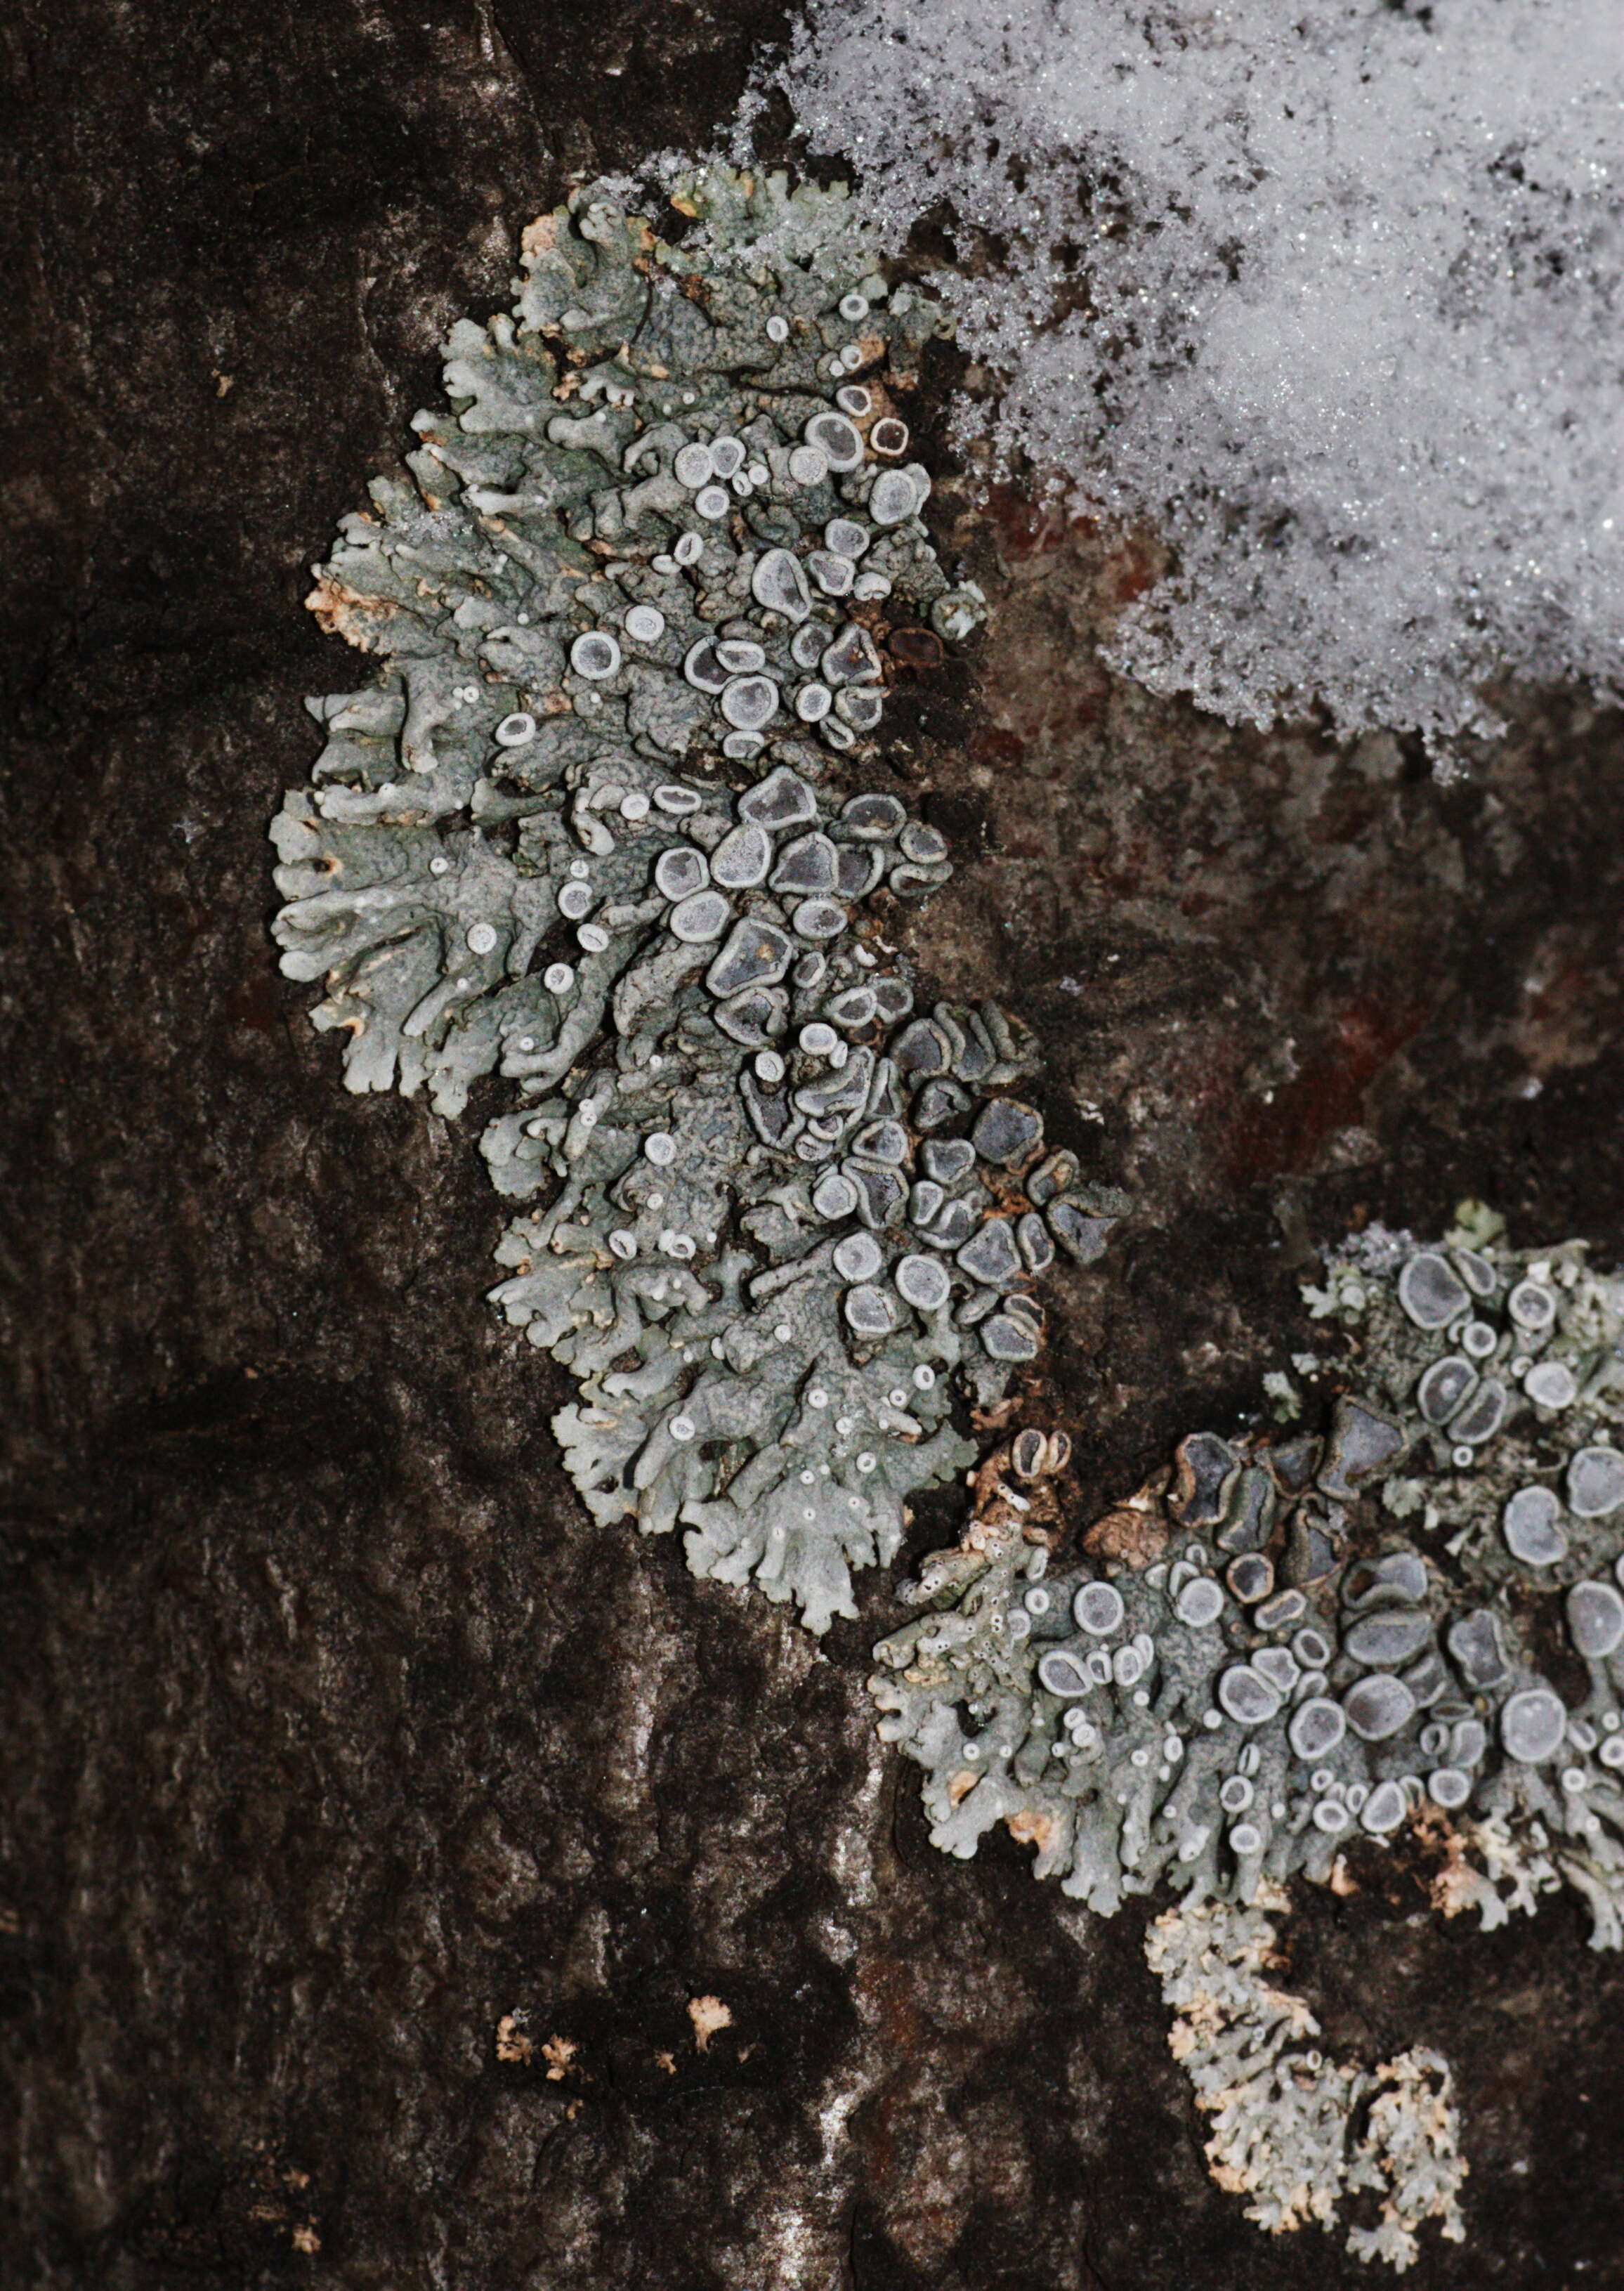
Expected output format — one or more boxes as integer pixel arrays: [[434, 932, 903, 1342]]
[[6, 6, 1624, 2286]]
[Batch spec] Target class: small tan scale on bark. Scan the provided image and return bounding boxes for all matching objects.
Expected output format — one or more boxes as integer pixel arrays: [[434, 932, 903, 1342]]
[[687, 1995, 732, 2051], [495, 2012, 534, 2065], [1083, 1467, 1172, 1568]]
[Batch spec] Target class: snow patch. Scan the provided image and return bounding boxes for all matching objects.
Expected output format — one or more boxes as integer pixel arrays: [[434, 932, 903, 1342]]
[[769, 0, 1624, 746]]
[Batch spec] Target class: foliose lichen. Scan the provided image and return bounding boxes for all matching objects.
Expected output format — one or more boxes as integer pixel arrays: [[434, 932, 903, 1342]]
[[270, 169, 1125, 1631], [268, 162, 1624, 2278], [1146, 1890, 1467, 2272], [874, 1215, 1624, 1944]]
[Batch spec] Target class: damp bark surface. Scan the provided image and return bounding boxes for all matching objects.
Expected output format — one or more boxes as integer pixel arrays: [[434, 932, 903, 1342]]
[[6, 5, 1624, 2286]]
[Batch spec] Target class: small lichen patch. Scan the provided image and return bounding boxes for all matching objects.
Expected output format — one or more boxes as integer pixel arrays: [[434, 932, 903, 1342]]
[[495, 2011, 534, 2065], [540, 2034, 578, 2081], [1345, 2050, 1469, 2271], [1147, 1896, 1466, 2272]]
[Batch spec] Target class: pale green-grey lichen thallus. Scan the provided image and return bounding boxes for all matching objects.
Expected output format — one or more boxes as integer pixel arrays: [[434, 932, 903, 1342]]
[[271, 169, 1125, 1631], [1147, 1892, 1466, 2272], [884, 1217, 1624, 2269], [879, 1215, 1624, 1945]]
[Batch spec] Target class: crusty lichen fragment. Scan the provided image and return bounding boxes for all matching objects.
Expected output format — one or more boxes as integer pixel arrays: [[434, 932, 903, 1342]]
[[1147, 1893, 1466, 2272], [272, 171, 1122, 1628], [877, 1215, 1624, 1937], [1344, 2049, 1469, 2271]]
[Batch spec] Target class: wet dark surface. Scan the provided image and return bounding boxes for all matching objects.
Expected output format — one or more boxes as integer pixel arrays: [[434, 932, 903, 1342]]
[[5, 4, 1624, 2285]]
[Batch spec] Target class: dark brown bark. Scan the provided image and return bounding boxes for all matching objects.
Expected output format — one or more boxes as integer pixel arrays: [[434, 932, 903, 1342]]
[[5, 5, 1624, 2285]]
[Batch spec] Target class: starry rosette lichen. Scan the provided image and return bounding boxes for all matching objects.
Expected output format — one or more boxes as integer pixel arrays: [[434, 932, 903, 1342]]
[[877, 1218, 1624, 1940], [271, 171, 1118, 1630]]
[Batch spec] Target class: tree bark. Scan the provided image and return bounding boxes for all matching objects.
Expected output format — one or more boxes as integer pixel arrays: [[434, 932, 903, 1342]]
[[6, 5, 1624, 2285]]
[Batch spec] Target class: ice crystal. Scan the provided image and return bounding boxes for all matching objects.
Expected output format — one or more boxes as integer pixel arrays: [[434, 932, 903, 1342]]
[[272, 171, 1123, 1631], [771, 0, 1624, 745], [875, 1221, 1624, 1940]]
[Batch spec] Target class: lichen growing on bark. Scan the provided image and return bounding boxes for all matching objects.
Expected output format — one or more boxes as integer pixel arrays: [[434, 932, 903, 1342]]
[[1147, 1891, 1467, 2273], [872, 1211, 1624, 2264], [877, 1214, 1624, 1941], [272, 170, 1124, 1630], [268, 163, 1624, 2284]]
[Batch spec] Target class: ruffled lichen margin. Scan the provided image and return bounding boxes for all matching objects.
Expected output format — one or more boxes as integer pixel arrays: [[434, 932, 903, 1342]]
[[271, 170, 1624, 2276]]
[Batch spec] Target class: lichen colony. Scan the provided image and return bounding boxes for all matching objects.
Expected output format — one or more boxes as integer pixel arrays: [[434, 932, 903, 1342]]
[[272, 171, 1624, 2276], [879, 1217, 1624, 2269], [272, 171, 1124, 1634], [878, 1220, 1624, 1952]]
